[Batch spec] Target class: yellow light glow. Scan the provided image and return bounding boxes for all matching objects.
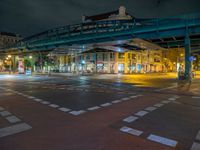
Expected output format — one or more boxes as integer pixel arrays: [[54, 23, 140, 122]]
[[8, 55, 11, 58]]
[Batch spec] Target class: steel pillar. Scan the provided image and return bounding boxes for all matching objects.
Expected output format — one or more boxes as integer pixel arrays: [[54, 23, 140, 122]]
[[184, 29, 191, 77]]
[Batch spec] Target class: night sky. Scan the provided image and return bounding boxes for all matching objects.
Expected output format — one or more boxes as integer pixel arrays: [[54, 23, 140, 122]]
[[0, 0, 200, 37]]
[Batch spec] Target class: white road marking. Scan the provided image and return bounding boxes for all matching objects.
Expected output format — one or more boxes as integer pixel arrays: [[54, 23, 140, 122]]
[[154, 103, 164, 107], [147, 134, 178, 147], [145, 106, 157, 112], [191, 142, 200, 150], [0, 107, 5, 111], [58, 107, 71, 112], [5, 116, 21, 123], [69, 110, 86, 116], [129, 95, 138, 99], [161, 100, 171, 104], [112, 100, 122, 104], [100, 103, 112, 107], [120, 126, 143, 136], [123, 116, 138, 123], [168, 97, 176, 101], [0, 111, 11, 117], [33, 98, 42, 102], [121, 97, 130, 101], [28, 96, 35, 99], [173, 95, 180, 99], [155, 86, 177, 92], [87, 106, 101, 111], [40, 101, 50, 105], [196, 130, 200, 141], [49, 104, 59, 108], [0, 123, 32, 138], [135, 110, 148, 117], [192, 96, 200, 99]]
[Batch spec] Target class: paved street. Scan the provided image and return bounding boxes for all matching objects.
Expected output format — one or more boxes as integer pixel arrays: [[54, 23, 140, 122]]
[[0, 73, 200, 150]]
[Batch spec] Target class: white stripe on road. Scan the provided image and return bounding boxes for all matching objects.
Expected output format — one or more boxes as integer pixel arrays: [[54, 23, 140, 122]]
[[87, 106, 101, 111], [129, 95, 138, 99], [135, 110, 148, 117], [154, 103, 164, 107], [145, 106, 157, 112], [69, 110, 86, 116], [100, 103, 112, 107], [123, 116, 138, 123], [33, 98, 42, 102], [58, 107, 71, 112], [192, 96, 200, 99], [28, 96, 35, 99], [0, 123, 32, 138], [5, 116, 21, 123], [147, 134, 178, 147], [121, 97, 130, 101], [112, 100, 122, 104], [168, 97, 176, 101], [120, 126, 143, 136], [0, 111, 11, 117], [155, 86, 177, 92], [173, 95, 180, 99], [40, 101, 50, 105], [49, 104, 59, 108], [161, 100, 171, 104], [191, 142, 200, 150]]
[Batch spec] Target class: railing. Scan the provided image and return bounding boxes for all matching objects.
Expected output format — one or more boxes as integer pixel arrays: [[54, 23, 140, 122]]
[[8, 13, 200, 50]]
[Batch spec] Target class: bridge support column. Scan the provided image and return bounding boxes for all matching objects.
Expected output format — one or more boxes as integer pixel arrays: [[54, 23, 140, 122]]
[[184, 29, 191, 77]]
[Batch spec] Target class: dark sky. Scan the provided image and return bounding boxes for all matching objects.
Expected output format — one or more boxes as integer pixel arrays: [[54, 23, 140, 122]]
[[0, 0, 200, 37]]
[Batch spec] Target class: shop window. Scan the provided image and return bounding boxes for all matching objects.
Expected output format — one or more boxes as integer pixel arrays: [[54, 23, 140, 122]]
[[132, 54, 136, 60], [118, 53, 124, 59]]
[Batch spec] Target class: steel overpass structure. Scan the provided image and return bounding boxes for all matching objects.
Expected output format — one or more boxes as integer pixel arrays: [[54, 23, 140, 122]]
[[2, 13, 200, 76]]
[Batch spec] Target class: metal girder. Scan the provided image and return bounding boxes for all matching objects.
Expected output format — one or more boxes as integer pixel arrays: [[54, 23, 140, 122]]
[[2, 13, 200, 52]]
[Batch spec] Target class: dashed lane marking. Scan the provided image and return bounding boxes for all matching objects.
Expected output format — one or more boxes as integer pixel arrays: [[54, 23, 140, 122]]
[[112, 100, 122, 104], [161, 100, 171, 104], [121, 97, 130, 101], [168, 97, 176, 101], [145, 106, 157, 112], [120, 126, 143, 136], [154, 103, 164, 107], [40, 101, 50, 105], [0, 123, 32, 138], [100, 103, 112, 107], [147, 134, 178, 148], [33, 98, 42, 102], [49, 104, 59, 108], [69, 110, 86, 116], [5, 116, 21, 124], [87, 106, 101, 111], [0, 111, 11, 117], [192, 96, 200, 99], [123, 116, 138, 123], [135, 110, 149, 117], [58, 107, 71, 112], [129, 95, 138, 99], [154, 85, 177, 92]]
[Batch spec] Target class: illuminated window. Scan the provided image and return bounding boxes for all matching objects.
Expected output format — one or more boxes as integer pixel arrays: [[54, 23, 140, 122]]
[[118, 53, 124, 59]]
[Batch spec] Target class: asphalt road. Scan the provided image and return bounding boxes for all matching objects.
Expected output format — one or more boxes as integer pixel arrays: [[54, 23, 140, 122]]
[[0, 73, 199, 150]]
